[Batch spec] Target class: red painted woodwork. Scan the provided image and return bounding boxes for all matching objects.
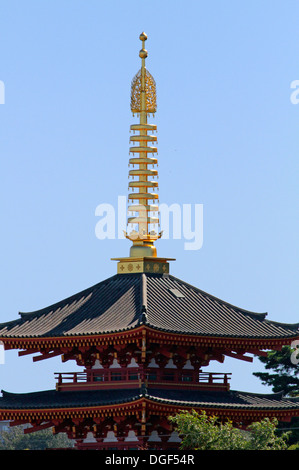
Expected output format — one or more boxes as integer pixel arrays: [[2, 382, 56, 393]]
[[1, 326, 298, 450], [54, 369, 231, 392]]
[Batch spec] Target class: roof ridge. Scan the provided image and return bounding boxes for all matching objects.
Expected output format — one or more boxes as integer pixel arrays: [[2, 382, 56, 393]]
[[138, 274, 149, 325]]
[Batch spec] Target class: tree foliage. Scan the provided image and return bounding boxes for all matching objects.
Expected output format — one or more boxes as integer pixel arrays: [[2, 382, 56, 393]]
[[253, 346, 299, 396], [169, 410, 290, 450], [0, 426, 74, 450], [253, 345, 299, 446]]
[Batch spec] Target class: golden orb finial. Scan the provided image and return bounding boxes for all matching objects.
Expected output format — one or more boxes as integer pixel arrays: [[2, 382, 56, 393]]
[[139, 32, 148, 59], [139, 49, 148, 59], [139, 32, 147, 41]]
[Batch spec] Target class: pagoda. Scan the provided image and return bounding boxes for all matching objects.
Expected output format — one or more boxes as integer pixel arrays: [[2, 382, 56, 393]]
[[0, 33, 298, 450]]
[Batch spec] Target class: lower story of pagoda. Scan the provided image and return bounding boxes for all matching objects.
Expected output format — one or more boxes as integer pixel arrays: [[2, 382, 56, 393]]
[[0, 385, 299, 450]]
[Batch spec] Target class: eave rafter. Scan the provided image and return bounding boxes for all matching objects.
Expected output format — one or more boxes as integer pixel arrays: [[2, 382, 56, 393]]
[[145, 400, 298, 425], [1, 392, 299, 441], [1, 399, 145, 427], [0, 325, 296, 366]]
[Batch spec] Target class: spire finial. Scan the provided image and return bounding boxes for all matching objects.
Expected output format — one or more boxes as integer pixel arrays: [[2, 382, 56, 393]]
[[112, 33, 175, 274], [139, 32, 147, 45], [125, 33, 160, 257], [139, 32, 148, 60], [139, 31, 147, 42]]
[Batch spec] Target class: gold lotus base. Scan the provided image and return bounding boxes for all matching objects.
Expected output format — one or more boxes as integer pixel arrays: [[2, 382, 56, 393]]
[[112, 257, 175, 274]]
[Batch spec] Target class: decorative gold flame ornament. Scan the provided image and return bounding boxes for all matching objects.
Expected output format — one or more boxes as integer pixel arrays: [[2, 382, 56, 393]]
[[131, 69, 157, 114], [113, 33, 174, 274]]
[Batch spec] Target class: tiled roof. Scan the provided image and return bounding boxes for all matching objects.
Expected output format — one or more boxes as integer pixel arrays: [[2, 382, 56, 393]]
[[0, 273, 297, 339], [0, 388, 141, 409], [0, 387, 298, 411], [146, 388, 299, 410]]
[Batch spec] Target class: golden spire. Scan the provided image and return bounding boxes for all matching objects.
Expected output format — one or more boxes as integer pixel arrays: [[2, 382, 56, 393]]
[[125, 32, 161, 257], [112, 33, 174, 274]]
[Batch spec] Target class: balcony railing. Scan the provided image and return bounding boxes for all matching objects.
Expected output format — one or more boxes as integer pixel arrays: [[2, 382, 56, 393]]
[[55, 369, 231, 391]]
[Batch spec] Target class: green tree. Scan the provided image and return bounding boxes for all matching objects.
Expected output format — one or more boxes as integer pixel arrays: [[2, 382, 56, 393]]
[[169, 410, 290, 450], [246, 418, 290, 450], [0, 426, 74, 450], [253, 346, 299, 396], [253, 345, 299, 446]]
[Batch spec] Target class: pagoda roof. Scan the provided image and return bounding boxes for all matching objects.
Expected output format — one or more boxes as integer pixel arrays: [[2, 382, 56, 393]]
[[0, 387, 298, 412], [0, 273, 297, 340]]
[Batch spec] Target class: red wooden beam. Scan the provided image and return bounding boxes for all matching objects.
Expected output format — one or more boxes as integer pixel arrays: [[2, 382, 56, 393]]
[[10, 420, 27, 427], [247, 349, 269, 357], [18, 349, 37, 357], [24, 422, 53, 434], [33, 350, 62, 362], [224, 350, 253, 362]]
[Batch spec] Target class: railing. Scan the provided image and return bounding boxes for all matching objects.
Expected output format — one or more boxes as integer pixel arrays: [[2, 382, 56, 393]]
[[198, 372, 231, 385], [55, 369, 231, 391], [146, 370, 231, 386], [55, 369, 140, 384]]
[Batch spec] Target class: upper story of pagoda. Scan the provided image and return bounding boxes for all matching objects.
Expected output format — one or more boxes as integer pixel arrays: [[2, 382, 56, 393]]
[[0, 34, 299, 449], [0, 33, 298, 385], [0, 271, 297, 364]]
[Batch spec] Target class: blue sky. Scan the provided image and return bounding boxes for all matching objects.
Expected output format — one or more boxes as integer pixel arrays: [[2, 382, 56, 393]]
[[0, 0, 298, 394]]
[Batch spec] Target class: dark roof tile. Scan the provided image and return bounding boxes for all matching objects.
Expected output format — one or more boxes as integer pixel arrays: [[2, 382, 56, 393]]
[[0, 273, 297, 339], [0, 387, 298, 412]]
